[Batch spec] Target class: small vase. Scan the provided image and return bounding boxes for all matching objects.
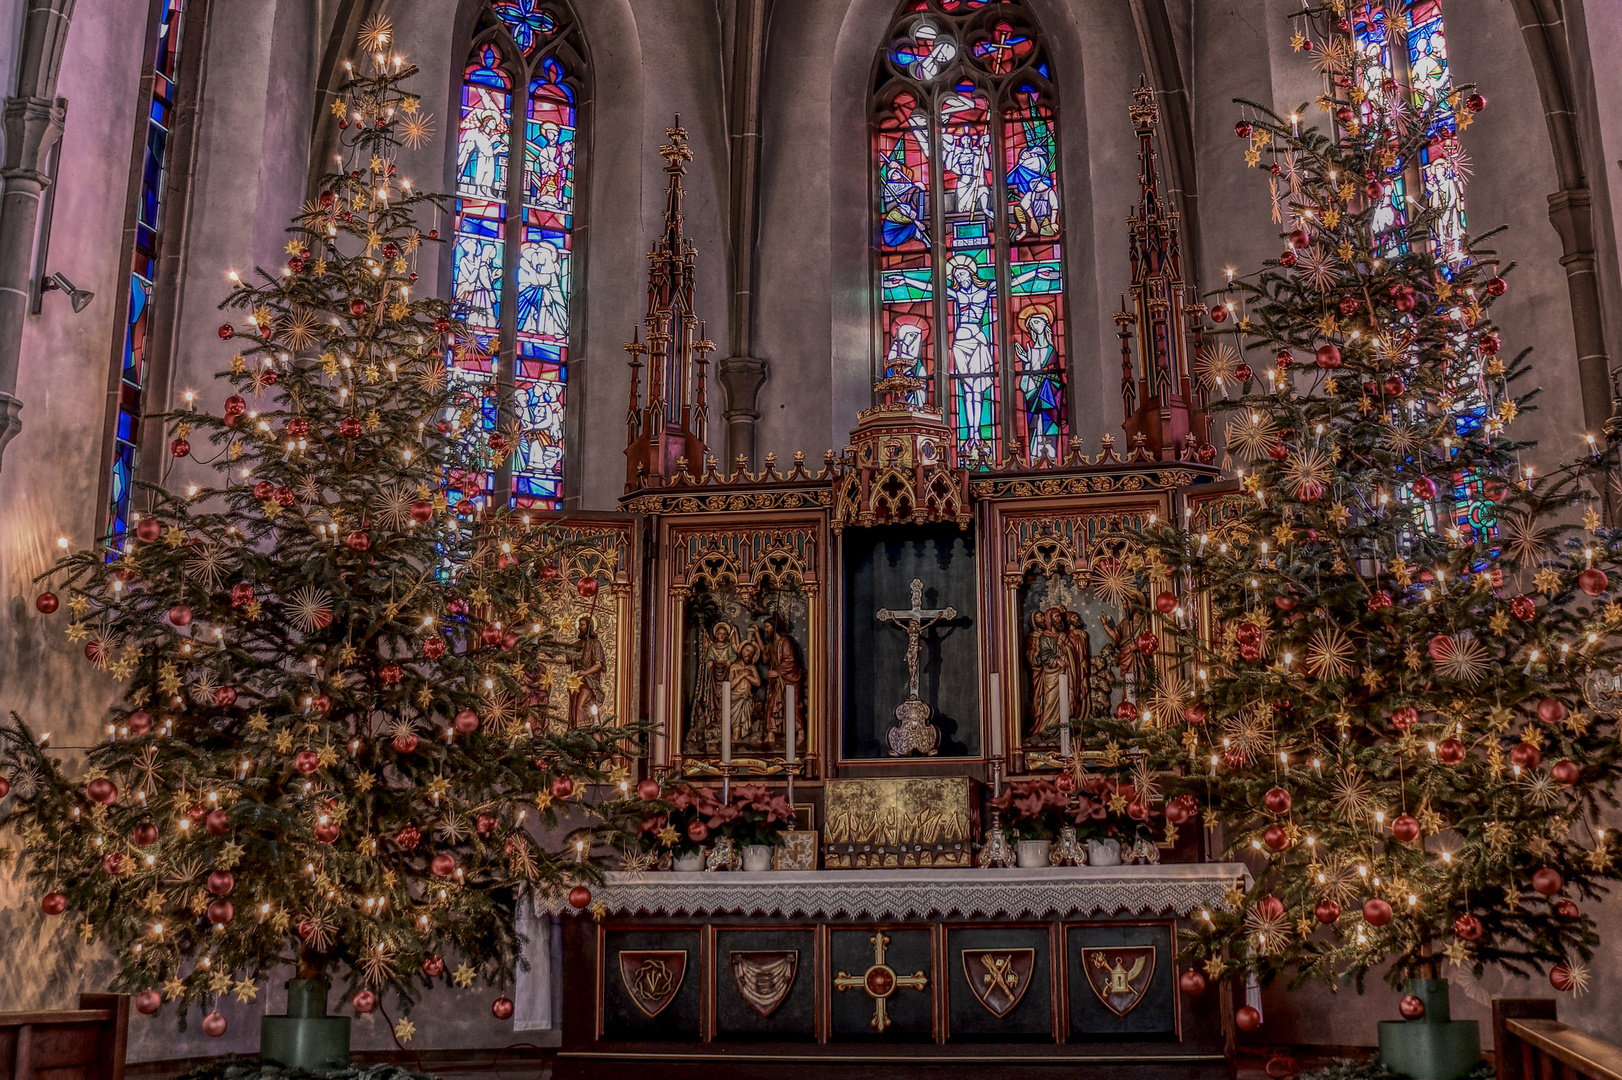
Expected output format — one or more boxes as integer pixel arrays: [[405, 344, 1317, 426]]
[[1087, 838, 1122, 866], [1015, 839, 1052, 868], [672, 850, 705, 872], [742, 844, 774, 872]]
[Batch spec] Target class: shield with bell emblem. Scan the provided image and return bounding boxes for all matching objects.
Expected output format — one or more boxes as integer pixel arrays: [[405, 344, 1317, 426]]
[[1080, 946, 1156, 1017]]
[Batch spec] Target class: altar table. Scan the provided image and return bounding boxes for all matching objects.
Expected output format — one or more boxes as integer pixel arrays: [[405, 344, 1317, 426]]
[[540, 863, 1249, 1080]]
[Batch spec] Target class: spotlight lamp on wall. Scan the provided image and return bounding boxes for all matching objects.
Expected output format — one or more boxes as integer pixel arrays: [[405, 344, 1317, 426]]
[[42, 273, 94, 314]]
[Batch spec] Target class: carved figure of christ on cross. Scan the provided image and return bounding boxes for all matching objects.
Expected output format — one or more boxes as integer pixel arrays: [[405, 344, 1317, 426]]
[[876, 578, 957, 701]]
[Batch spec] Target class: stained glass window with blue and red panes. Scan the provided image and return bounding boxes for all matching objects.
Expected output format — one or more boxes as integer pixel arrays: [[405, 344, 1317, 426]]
[[451, 4, 580, 511], [109, 0, 189, 540], [872, 0, 1068, 466]]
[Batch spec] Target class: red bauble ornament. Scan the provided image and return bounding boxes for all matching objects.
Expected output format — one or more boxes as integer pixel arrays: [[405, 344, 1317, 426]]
[[410, 500, 434, 523], [217, 324, 234, 340], [135, 518, 162, 543], [1134, 630, 1159, 655], [1263, 824, 1290, 851], [1394, 290, 1417, 313], [1479, 332, 1502, 355], [1114, 700, 1138, 721], [551, 775, 574, 800], [1412, 476, 1438, 500], [201, 1012, 228, 1039], [206, 899, 234, 925], [349, 299, 368, 317], [1315, 344, 1342, 369], [1366, 591, 1393, 612], [213, 686, 237, 708], [1263, 787, 1292, 814], [1580, 568, 1608, 596], [1553, 759, 1581, 785], [1390, 706, 1418, 731], [87, 777, 117, 805], [1454, 914, 1483, 941], [41, 892, 67, 916], [128, 709, 152, 736], [492, 996, 515, 1020], [1280, 249, 1298, 267], [167, 603, 193, 627], [35, 591, 59, 614], [380, 663, 404, 686], [1538, 697, 1568, 726], [1487, 276, 1507, 297], [454, 709, 479, 734], [1438, 738, 1466, 765], [1556, 899, 1580, 919], [1362, 898, 1393, 926], [1315, 899, 1342, 924], [1338, 296, 1359, 317], [422, 955, 446, 978], [346, 530, 372, 552], [312, 693, 331, 714], [393, 733, 419, 754], [1288, 228, 1309, 249], [1256, 895, 1285, 921], [1210, 305, 1229, 325], [103, 851, 125, 875], [1510, 595, 1537, 622], [422, 637, 447, 660], [577, 576, 600, 599], [455, 498, 477, 516], [134, 989, 162, 1015], [688, 820, 709, 843], [206, 808, 231, 836], [1266, 440, 1289, 462], [1399, 995, 1426, 1020], [1127, 800, 1151, 821], [207, 870, 234, 896], [133, 823, 159, 847], [169, 438, 190, 458], [1365, 179, 1385, 200], [1164, 800, 1190, 825], [1551, 965, 1575, 993], [339, 416, 363, 438], [568, 885, 592, 909], [1236, 1006, 1262, 1032], [314, 821, 340, 844], [430, 853, 457, 877], [353, 990, 377, 1014], [252, 480, 275, 501], [480, 624, 502, 647], [1155, 591, 1177, 615], [1235, 120, 1253, 139], [429, 228, 440, 240], [1427, 634, 1454, 663], [286, 417, 310, 439], [1465, 93, 1487, 113], [477, 814, 498, 836], [223, 395, 247, 420], [1391, 814, 1421, 843], [1179, 969, 1207, 996], [1383, 374, 1406, 397], [396, 825, 422, 850], [294, 750, 320, 775], [275, 486, 294, 507], [1274, 595, 1298, 612], [433, 316, 453, 333], [1532, 867, 1563, 896], [637, 778, 661, 801], [1510, 742, 1541, 770]]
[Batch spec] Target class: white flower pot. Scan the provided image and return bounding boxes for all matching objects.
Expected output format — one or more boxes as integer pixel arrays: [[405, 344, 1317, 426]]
[[1087, 838, 1122, 866], [1015, 839, 1053, 868], [672, 850, 705, 872], [742, 844, 774, 872]]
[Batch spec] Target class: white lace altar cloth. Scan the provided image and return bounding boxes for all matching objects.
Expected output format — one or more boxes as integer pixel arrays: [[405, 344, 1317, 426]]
[[531, 863, 1249, 921]]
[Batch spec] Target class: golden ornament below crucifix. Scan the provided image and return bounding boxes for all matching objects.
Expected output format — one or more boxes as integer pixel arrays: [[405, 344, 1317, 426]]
[[834, 932, 928, 1033]]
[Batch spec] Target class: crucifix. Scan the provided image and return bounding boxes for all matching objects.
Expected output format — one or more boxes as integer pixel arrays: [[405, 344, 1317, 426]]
[[876, 578, 956, 756]]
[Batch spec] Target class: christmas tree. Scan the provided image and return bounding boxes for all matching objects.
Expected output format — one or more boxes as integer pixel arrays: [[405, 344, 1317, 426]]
[[1102, 2, 1622, 1010], [0, 28, 641, 1036]]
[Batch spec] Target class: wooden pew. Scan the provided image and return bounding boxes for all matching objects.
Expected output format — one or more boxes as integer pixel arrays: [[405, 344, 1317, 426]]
[[1494, 998, 1622, 1080], [0, 995, 128, 1080]]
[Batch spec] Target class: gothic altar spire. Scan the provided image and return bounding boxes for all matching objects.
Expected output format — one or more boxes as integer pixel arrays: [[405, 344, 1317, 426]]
[[625, 116, 714, 491], [1119, 78, 1212, 462]]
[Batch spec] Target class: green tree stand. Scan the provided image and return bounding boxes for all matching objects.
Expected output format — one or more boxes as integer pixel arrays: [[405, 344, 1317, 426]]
[[1377, 980, 1480, 1080], [260, 980, 351, 1072]]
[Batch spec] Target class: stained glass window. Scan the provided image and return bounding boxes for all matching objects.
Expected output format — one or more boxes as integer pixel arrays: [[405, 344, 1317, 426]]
[[451, 4, 583, 510], [108, 0, 190, 540], [872, 0, 1068, 465]]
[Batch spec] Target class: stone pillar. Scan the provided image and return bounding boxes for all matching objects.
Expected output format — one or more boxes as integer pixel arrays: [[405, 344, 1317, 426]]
[[0, 0, 75, 470], [1547, 188, 1614, 437], [719, 0, 769, 469]]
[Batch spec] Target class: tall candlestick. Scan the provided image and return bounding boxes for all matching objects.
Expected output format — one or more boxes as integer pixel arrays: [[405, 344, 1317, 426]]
[[721, 680, 732, 765], [1058, 673, 1071, 758], [988, 671, 1001, 740], [784, 684, 797, 814], [652, 682, 666, 764]]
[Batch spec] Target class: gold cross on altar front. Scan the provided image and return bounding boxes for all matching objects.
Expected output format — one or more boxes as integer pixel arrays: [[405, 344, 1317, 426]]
[[834, 932, 928, 1033]]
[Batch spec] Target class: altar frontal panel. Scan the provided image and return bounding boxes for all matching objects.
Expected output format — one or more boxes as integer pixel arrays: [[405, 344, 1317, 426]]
[[713, 928, 817, 1040], [601, 928, 703, 1041], [828, 926, 935, 1042], [944, 924, 1055, 1041], [1064, 922, 1178, 1040]]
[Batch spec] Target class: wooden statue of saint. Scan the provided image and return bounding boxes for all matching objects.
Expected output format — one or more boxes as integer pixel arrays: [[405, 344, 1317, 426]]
[[568, 615, 606, 728], [1025, 604, 1089, 741], [762, 612, 806, 757]]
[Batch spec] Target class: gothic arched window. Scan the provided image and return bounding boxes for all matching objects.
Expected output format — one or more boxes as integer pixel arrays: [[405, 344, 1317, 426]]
[[872, 0, 1068, 465], [451, 1, 584, 509]]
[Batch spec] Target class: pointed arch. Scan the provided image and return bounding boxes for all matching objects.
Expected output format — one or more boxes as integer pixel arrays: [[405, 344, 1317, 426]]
[[450, 0, 588, 509], [870, 0, 1070, 465]]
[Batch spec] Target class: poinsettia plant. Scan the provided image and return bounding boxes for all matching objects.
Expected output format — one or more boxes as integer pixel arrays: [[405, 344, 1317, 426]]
[[637, 783, 709, 857], [637, 783, 794, 853], [991, 775, 1171, 841]]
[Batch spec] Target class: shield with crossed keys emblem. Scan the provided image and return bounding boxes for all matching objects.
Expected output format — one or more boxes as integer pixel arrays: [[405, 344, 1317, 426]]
[[1081, 946, 1156, 1017], [961, 948, 1036, 1018], [618, 950, 687, 1018]]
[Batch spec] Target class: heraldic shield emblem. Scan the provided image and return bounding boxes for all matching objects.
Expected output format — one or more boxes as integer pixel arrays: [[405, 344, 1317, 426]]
[[1081, 946, 1156, 1017], [729, 951, 799, 1018], [619, 950, 687, 1018], [961, 949, 1036, 1018]]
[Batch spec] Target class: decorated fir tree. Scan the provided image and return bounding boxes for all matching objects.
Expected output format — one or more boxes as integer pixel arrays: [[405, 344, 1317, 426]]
[[0, 32, 641, 1039], [1100, 0, 1622, 1029]]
